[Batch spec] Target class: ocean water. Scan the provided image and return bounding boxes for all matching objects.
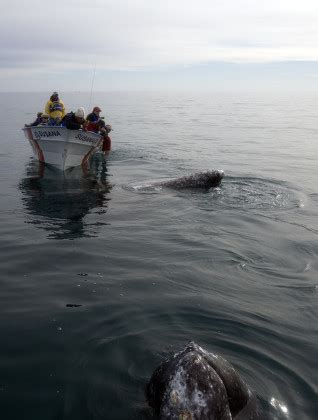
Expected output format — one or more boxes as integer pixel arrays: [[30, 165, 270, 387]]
[[0, 91, 317, 419]]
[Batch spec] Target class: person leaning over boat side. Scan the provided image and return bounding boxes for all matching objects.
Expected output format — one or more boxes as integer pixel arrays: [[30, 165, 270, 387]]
[[84, 117, 112, 152], [100, 121, 112, 152], [45, 91, 65, 126], [61, 107, 87, 130]]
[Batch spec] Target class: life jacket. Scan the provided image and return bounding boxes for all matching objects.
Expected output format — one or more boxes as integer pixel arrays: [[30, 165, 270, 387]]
[[50, 101, 64, 113]]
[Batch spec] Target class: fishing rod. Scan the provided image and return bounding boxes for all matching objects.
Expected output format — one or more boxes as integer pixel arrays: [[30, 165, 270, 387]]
[[88, 57, 97, 111]]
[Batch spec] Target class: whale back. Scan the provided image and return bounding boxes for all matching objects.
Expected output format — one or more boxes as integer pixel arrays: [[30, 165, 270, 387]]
[[161, 170, 224, 190]]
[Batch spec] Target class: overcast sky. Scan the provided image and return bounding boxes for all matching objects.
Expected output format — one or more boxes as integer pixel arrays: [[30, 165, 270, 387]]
[[1, 0, 318, 92]]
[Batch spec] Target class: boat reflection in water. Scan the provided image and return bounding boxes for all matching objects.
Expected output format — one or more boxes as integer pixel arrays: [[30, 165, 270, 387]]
[[19, 154, 112, 239]]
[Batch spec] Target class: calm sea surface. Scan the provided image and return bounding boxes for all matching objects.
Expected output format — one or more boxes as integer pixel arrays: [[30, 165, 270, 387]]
[[0, 92, 317, 419]]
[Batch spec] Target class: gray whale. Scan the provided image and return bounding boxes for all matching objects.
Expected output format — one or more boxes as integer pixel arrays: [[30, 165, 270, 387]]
[[146, 342, 264, 419], [158, 170, 224, 190]]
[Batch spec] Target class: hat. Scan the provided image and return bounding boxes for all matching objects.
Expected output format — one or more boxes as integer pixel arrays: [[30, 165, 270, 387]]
[[37, 112, 43, 117], [93, 106, 102, 113], [50, 92, 59, 101], [75, 107, 85, 118], [41, 114, 49, 118]]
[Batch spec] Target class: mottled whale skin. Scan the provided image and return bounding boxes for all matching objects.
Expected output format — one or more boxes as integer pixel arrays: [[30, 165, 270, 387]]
[[158, 170, 224, 190], [146, 342, 264, 420]]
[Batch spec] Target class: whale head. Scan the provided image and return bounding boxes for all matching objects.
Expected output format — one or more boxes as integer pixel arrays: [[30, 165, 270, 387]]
[[200, 169, 224, 189], [146, 342, 262, 420]]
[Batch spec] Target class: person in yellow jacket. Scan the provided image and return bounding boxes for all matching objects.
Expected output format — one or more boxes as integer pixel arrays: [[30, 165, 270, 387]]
[[45, 92, 65, 125]]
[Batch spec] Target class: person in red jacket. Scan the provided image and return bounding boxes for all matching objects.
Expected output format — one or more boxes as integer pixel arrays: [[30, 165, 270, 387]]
[[85, 108, 112, 152], [86, 106, 102, 132], [99, 121, 112, 152]]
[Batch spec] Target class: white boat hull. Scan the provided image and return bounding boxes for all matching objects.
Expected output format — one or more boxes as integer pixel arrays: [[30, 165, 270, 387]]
[[23, 126, 103, 171]]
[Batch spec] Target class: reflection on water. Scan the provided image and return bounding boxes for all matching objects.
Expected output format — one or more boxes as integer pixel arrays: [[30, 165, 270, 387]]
[[19, 155, 112, 239]]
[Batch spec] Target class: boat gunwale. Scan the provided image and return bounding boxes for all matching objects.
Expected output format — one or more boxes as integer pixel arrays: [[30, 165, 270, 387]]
[[22, 125, 102, 140]]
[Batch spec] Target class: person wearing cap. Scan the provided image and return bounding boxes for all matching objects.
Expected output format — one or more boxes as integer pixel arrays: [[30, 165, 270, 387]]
[[45, 92, 65, 126], [25, 112, 50, 127], [86, 106, 102, 132], [39, 114, 49, 125], [85, 107, 112, 151], [61, 107, 87, 130], [25, 112, 43, 127]]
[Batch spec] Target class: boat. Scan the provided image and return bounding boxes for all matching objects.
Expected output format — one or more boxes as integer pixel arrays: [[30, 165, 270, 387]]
[[22, 126, 103, 171]]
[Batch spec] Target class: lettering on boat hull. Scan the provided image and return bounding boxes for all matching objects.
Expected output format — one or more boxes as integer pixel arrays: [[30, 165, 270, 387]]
[[34, 130, 62, 139], [74, 132, 97, 144]]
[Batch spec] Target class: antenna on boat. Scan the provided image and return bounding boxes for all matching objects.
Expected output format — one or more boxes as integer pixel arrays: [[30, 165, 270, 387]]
[[88, 57, 97, 111]]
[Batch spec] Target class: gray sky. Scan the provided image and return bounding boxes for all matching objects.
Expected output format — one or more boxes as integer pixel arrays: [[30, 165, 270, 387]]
[[1, 0, 318, 91]]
